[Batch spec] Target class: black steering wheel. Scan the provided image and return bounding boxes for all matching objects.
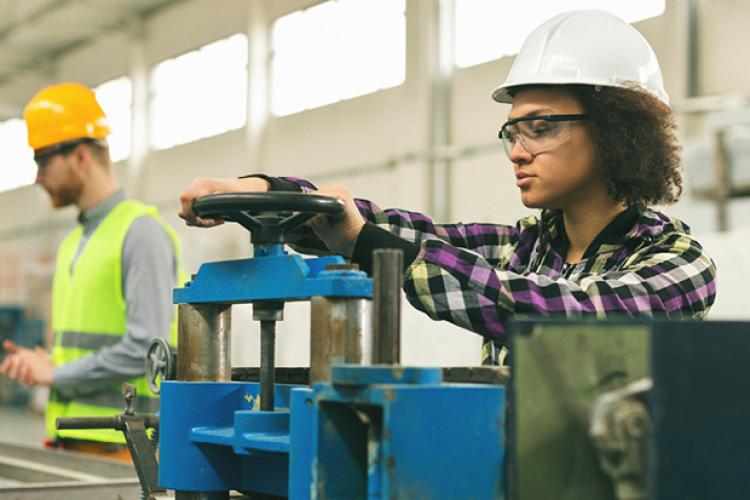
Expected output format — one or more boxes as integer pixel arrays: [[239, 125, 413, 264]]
[[192, 192, 345, 245]]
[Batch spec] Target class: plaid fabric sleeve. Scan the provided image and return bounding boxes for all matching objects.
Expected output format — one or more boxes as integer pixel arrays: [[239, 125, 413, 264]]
[[404, 230, 717, 341], [281, 176, 521, 261]]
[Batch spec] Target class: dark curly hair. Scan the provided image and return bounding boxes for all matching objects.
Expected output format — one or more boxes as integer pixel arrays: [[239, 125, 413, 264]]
[[567, 84, 683, 206]]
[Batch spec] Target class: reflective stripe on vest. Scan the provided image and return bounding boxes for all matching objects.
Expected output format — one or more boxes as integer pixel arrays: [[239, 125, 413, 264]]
[[57, 331, 122, 350], [48, 199, 186, 444]]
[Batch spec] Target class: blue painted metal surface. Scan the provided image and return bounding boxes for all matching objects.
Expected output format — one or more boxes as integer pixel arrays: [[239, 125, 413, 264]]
[[313, 366, 506, 500], [159, 369, 506, 498], [173, 246, 372, 304], [289, 387, 316, 499], [159, 381, 294, 495]]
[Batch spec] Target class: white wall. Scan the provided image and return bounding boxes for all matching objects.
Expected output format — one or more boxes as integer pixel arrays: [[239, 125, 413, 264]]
[[1, 0, 748, 368]]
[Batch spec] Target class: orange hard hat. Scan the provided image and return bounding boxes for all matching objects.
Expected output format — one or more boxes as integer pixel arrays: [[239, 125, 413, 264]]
[[23, 82, 111, 151]]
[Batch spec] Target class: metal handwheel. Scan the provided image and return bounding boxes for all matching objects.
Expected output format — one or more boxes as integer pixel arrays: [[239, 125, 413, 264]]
[[146, 338, 175, 395], [192, 192, 346, 245]]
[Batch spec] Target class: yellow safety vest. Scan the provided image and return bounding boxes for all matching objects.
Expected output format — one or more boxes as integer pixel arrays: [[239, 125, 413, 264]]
[[48, 199, 186, 443]]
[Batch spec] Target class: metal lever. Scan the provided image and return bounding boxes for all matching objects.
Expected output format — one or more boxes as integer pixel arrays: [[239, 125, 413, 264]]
[[56, 383, 164, 500]]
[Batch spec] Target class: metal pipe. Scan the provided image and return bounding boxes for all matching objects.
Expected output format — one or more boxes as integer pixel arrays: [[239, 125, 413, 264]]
[[260, 320, 276, 411], [310, 297, 372, 383], [176, 303, 232, 382], [56, 415, 160, 431], [714, 129, 730, 231], [253, 302, 284, 411], [372, 249, 403, 364]]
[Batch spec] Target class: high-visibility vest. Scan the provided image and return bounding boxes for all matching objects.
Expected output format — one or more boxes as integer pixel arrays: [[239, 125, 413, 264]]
[[48, 199, 186, 443]]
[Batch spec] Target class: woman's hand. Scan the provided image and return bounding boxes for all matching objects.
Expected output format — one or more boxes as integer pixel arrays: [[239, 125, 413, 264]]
[[307, 184, 366, 257], [178, 177, 270, 227]]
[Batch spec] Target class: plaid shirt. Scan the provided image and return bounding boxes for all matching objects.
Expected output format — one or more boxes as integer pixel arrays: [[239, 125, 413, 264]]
[[284, 177, 717, 364]]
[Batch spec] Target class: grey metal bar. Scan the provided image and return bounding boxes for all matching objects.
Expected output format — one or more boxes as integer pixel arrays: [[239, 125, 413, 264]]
[[0, 441, 140, 499], [687, 0, 699, 98], [0, 442, 136, 478], [714, 128, 729, 231], [56, 415, 159, 431], [310, 297, 372, 383], [177, 303, 232, 382], [260, 320, 276, 411], [372, 249, 403, 364], [253, 302, 284, 412]]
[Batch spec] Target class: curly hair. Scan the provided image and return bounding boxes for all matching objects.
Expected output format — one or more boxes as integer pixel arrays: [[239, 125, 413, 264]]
[[567, 84, 683, 206]]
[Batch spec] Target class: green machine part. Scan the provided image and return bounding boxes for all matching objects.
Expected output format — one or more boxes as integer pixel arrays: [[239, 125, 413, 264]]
[[509, 321, 651, 500]]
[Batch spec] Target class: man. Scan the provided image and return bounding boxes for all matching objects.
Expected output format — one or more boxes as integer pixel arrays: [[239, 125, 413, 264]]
[[0, 82, 186, 460]]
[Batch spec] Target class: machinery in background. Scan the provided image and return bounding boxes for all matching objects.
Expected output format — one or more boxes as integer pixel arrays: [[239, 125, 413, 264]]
[[0, 305, 45, 406], [510, 320, 750, 500]]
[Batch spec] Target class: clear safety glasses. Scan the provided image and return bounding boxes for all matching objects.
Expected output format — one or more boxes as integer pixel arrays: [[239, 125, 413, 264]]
[[498, 114, 590, 158], [33, 139, 89, 169]]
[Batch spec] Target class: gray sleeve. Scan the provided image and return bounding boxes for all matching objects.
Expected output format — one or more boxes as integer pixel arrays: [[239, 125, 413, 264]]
[[53, 216, 177, 395]]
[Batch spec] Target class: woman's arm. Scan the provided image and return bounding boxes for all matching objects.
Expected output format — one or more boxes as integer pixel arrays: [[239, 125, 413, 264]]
[[404, 230, 716, 341]]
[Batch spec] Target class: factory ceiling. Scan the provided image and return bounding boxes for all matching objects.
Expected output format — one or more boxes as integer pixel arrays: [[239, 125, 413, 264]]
[[0, 0, 183, 119]]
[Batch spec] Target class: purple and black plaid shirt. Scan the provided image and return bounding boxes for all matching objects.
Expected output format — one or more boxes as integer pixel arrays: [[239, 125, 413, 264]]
[[283, 177, 717, 365]]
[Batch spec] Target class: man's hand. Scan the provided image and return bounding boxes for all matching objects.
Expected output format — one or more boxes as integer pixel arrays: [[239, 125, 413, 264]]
[[178, 177, 270, 227], [0, 340, 53, 387], [307, 184, 366, 257]]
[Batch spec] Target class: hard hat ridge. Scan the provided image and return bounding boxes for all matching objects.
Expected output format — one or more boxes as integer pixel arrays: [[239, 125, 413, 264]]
[[491, 9, 669, 105]]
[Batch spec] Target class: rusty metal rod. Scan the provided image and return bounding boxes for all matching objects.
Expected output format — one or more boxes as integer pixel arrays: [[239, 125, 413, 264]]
[[372, 249, 403, 364], [260, 319, 276, 411]]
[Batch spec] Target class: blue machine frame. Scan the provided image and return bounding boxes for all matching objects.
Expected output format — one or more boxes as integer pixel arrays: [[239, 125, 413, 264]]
[[159, 368, 506, 498], [161, 245, 507, 498]]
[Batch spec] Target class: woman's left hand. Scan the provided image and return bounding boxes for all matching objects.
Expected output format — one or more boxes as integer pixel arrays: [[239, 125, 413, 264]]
[[307, 184, 366, 257]]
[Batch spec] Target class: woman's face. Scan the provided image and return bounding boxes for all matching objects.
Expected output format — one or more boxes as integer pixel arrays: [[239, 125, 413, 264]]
[[505, 87, 603, 210]]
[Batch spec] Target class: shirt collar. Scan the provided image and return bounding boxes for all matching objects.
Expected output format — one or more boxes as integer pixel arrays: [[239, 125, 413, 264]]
[[78, 190, 126, 227], [544, 204, 647, 259]]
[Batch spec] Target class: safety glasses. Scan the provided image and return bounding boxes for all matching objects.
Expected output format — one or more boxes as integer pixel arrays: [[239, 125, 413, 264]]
[[498, 114, 590, 158], [34, 139, 92, 169]]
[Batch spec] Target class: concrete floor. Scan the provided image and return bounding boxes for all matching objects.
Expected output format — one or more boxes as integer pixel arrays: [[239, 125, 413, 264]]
[[0, 406, 47, 448]]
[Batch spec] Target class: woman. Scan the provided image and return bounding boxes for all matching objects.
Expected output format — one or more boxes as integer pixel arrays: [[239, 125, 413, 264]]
[[179, 10, 716, 365]]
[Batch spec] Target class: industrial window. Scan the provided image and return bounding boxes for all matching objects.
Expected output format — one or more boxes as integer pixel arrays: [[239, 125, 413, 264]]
[[271, 0, 406, 116], [95, 77, 132, 162], [454, 0, 666, 68], [150, 33, 248, 150], [0, 119, 36, 193]]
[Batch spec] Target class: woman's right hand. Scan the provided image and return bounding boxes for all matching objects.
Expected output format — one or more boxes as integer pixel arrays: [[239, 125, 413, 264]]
[[178, 177, 270, 227]]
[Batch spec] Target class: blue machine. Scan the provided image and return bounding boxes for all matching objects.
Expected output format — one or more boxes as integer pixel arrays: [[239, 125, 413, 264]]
[[157, 192, 507, 499]]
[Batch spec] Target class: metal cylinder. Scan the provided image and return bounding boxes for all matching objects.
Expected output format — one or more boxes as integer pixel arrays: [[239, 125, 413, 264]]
[[310, 297, 372, 383], [253, 302, 284, 412], [177, 303, 232, 382], [372, 249, 403, 364], [259, 320, 276, 411]]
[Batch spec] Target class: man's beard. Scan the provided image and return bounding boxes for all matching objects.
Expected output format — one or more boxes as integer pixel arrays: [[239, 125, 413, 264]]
[[46, 181, 83, 208]]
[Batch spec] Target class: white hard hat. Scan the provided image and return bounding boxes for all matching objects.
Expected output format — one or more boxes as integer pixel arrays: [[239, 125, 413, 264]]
[[491, 10, 669, 105]]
